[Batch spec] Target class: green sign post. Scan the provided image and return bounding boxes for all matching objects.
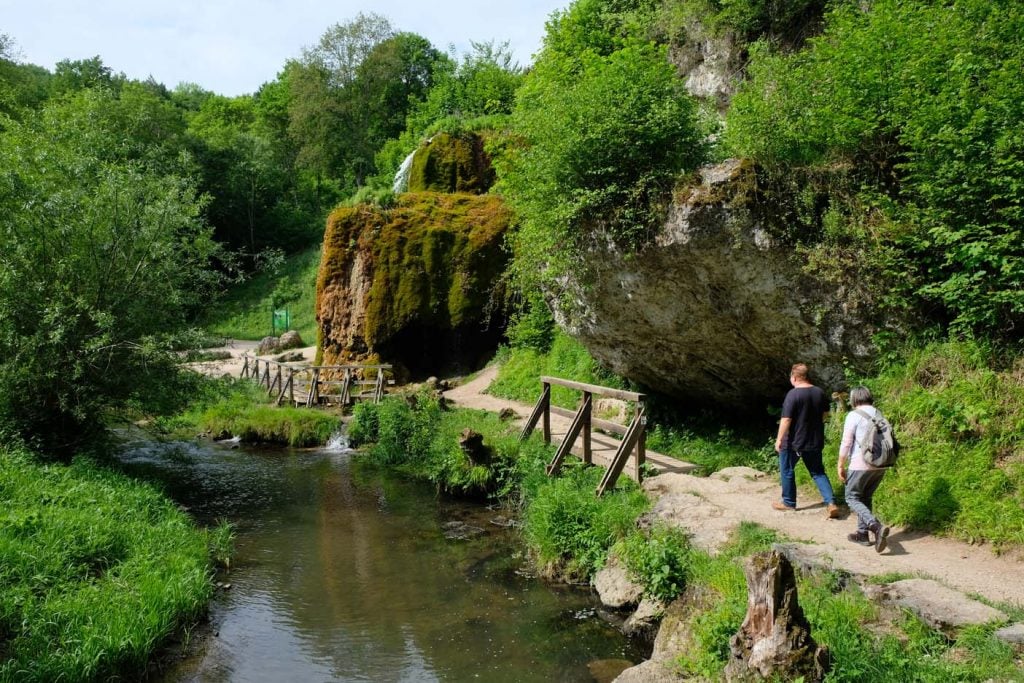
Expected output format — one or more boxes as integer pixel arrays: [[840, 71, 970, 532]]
[[272, 308, 290, 335]]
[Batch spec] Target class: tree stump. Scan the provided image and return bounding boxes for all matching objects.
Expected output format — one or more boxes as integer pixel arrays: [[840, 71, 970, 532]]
[[459, 428, 492, 466], [725, 550, 830, 682]]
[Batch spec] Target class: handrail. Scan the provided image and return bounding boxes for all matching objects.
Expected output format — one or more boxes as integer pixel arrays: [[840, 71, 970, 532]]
[[239, 353, 393, 407], [521, 376, 646, 495]]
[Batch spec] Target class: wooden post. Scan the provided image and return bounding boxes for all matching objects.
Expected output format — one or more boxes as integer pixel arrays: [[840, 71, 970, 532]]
[[374, 368, 384, 403], [542, 380, 551, 444], [546, 393, 591, 476], [635, 403, 646, 483], [582, 391, 592, 465], [240, 355, 249, 379], [340, 368, 351, 405], [519, 384, 551, 442], [307, 367, 320, 407]]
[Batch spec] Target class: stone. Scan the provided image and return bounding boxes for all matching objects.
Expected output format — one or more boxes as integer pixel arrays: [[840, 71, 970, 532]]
[[612, 659, 690, 683], [549, 158, 897, 409], [587, 659, 635, 683], [725, 550, 830, 682], [407, 132, 494, 194], [274, 351, 304, 363], [637, 491, 738, 555], [256, 336, 281, 355], [593, 555, 644, 609], [651, 587, 714, 661], [498, 407, 518, 422], [623, 597, 665, 641], [279, 330, 304, 350], [995, 623, 1024, 646], [864, 579, 1008, 634]]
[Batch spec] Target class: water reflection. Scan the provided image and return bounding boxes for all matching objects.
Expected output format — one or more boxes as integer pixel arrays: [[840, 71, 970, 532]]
[[116, 439, 642, 682]]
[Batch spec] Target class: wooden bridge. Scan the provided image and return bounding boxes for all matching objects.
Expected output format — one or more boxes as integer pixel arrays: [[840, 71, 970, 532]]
[[520, 376, 649, 496], [240, 354, 394, 407]]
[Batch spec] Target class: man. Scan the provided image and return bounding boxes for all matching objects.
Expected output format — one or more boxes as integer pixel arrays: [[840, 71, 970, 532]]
[[773, 363, 840, 517], [837, 386, 891, 553]]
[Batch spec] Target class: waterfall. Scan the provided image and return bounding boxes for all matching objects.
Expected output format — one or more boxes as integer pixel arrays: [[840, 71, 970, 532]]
[[392, 149, 417, 194], [324, 430, 351, 452]]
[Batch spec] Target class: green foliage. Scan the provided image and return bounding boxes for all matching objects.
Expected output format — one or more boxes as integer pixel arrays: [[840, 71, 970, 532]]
[[841, 340, 1024, 546], [347, 392, 524, 496], [521, 460, 650, 579], [204, 246, 321, 342], [0, 87, 220, 454], [489, 330, 625, 408], [505, 290, 557, 353], [162, 378, 340, 447], [502, 27, 705, 291], [726, 0, 1024, 336], [617, 525, 691, 602], [0, 445, 219, 681]]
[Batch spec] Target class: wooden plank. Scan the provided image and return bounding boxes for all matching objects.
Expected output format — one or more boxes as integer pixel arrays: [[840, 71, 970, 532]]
[[597, 410, 645, 496], [540, 376, 644, 402], [548, 405, 628, 436], [519, 385, 550, 442], [546, 394, 591, 477], [582, 391, 592, 466]]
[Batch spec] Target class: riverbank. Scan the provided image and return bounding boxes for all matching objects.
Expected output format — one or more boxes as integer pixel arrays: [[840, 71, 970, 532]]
[[0, 444, 229, 682]]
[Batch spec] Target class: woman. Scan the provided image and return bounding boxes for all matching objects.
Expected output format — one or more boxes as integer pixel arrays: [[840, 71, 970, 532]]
[[837, 386, 892, 553]]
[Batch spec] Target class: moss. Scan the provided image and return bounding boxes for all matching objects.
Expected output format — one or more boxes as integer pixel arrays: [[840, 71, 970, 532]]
[[316, 193, 510, 370], [407, 132, 495, 194]]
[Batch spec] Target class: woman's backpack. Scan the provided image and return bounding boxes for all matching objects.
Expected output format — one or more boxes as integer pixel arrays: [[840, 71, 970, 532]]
[[854, 409, 900, 467]]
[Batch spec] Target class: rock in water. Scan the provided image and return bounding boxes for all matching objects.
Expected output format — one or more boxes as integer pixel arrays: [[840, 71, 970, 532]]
[[725, 550, 829, 682]]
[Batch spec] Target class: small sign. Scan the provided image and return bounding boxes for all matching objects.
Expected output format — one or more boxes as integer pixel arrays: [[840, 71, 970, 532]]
[[272, 308, 290, 335]]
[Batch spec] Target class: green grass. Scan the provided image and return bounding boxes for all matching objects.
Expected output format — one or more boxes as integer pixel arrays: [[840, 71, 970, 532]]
[[158, 378, 341, 447], [0, 445, 226, 682], [204, 247, 321, 342]]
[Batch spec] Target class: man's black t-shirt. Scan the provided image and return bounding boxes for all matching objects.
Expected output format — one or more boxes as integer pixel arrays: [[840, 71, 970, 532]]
[[781, 386, 828, 452]]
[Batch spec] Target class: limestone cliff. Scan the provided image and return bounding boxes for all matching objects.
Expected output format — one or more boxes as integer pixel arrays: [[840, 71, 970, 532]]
[[550, 159, 886, 407], [316, 192, 509, 378]]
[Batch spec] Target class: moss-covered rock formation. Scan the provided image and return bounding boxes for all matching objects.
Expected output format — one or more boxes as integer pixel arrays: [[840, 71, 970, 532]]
[[407, 132, 495, 194], [316, 192, 510, 378]]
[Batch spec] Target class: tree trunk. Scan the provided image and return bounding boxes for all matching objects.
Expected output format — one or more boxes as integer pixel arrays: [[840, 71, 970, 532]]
[[725, 550, 830, 682]]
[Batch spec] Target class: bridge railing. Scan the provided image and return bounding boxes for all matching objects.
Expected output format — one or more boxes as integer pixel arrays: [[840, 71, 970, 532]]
[[239, 355, 394, 407], [519, 376, 646, 496]]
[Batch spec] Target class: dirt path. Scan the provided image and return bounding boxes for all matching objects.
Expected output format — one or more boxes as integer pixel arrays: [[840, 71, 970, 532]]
[[445, 366, 1024, 607], [187, 340, 317, 379]]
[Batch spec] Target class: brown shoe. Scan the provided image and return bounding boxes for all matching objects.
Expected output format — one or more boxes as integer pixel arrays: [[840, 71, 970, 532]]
[[772, 501, 796, 511], [847, 531, 872, 546], [826, 503, 841, 519], [872, 524, 890, 553]]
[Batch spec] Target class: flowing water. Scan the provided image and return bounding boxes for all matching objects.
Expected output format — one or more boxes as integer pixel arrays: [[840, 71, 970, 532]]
[[116, 438, 645, 682]]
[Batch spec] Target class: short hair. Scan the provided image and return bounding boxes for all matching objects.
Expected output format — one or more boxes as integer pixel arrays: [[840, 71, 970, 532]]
[[849, 386, 874, 407], [790, 363, 809, 381]]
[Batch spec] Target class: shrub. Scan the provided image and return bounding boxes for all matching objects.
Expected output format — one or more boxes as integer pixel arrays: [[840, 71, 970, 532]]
[[617, 525, 691, 602]]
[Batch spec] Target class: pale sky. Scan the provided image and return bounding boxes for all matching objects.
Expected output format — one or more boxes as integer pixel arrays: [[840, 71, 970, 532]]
[[1, 0, 569, 96]]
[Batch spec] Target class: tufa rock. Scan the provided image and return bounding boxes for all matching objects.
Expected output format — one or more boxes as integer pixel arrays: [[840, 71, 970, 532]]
[[587, 659, 635, 683], [612, 659, 690, 683], [995, 623, 1024, 647], [407, 132, 495, 194], [725, 550, 830, 682], [623, 597, 665, 642]]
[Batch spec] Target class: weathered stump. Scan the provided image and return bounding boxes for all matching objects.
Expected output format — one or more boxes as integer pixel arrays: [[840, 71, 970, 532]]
[[725, 550, 829, 682], [459, 428, 492, 466]]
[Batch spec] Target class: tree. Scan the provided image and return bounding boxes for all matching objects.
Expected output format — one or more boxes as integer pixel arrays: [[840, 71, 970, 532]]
[[51, 56, 123, 95], [0, 89, 219, 454]]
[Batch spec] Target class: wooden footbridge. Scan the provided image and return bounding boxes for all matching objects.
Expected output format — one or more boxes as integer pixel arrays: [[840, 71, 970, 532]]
[[520, 376, 650, 496], [240, 354, 393, 407]]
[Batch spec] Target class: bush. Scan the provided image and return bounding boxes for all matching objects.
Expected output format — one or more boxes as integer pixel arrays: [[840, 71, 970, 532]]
[[617, 525, 691, 602]]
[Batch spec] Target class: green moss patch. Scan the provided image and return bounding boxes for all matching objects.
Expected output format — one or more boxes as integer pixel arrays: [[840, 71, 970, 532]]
[[407, 132, 495, 194]]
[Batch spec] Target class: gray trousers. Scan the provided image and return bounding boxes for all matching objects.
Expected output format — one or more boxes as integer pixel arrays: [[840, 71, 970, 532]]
[[846, 469, 886, 533]]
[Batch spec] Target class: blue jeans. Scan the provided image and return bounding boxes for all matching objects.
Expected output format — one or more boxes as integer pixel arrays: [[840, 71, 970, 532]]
[[779, 449, 834, 508]]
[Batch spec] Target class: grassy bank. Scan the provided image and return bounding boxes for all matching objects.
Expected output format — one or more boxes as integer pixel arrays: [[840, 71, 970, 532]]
[[158, 378, 341, 448], [203, 247, 320, 343], [346, 391, 1021, 681], [0, 445, 229, 682]]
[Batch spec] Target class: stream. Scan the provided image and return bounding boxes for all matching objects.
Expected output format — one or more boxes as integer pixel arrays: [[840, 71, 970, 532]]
[[115, 437, 645, 682]]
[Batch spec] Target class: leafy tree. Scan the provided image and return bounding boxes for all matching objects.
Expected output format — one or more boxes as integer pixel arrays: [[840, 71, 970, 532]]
[[726, 0, 1024, 336], [50, 55, 123, 95], [501, 8, 705, 293], [0, 89, 219, 454], [0, 33, 51, 120]]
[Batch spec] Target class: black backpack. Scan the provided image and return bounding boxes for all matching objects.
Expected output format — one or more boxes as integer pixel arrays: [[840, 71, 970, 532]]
[[854, 409, 900, 467]]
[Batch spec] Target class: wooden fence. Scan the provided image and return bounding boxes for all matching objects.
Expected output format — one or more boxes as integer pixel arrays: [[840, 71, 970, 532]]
[[240, 354, 393, 407], [519, 376, 646, 496]]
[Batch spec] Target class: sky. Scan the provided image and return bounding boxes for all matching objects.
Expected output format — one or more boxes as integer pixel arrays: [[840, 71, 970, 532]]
[[1, 0, 569, 96]]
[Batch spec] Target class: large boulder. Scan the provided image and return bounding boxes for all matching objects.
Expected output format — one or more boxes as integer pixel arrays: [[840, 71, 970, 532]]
[[551, 159, 893, 408], [316, 193, 510, 378]]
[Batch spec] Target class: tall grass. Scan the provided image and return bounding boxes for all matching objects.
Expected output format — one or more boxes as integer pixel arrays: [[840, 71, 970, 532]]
[[0, 445, 225, 682], [204, 247, 320, 342], [158, 377, 341, 447]]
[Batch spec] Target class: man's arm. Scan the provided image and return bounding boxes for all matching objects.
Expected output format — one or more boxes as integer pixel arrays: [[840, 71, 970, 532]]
[[775, 417, 791, 453]]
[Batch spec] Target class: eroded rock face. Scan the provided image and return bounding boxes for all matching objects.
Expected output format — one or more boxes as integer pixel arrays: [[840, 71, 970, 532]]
[[316, 194, 510, 378], [552, 159, 885, 408]]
